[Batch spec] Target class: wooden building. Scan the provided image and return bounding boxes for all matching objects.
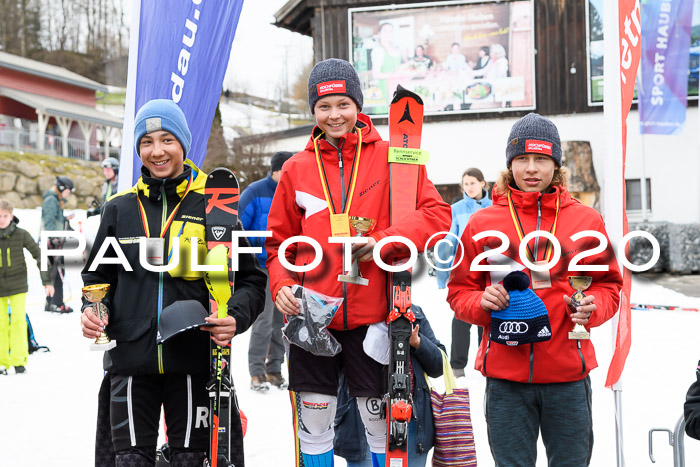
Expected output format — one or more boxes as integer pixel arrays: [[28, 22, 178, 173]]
[[0, 51, 122, 161], [274, 0, 595, 121]]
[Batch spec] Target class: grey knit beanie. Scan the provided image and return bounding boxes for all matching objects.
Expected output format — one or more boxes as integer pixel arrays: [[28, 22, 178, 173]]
[[307, 58, 363, 114], [506, 113, 562, 167]]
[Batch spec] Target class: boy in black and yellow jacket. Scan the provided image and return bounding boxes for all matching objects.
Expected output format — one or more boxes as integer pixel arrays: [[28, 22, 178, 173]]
[[81, 99, 266, 465]]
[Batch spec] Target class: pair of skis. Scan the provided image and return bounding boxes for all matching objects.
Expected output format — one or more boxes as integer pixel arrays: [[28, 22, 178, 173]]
[[383, 86, 425, 467], [202, 168, 245, 467]]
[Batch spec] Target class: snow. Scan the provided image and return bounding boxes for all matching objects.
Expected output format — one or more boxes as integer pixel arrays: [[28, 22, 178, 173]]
[[2, 208, 700, 466]]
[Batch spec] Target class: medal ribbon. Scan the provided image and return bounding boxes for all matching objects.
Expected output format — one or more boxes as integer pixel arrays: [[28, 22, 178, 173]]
[[313, 128, 363, 215], [137, 172, 194, 238], [507, 191, 560, 263]]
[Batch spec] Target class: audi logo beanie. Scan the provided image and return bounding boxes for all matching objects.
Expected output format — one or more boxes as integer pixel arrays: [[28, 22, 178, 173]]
[[506, 113, 562, 167], [489, 270, 552, 346], [307, 58, 364, 114]]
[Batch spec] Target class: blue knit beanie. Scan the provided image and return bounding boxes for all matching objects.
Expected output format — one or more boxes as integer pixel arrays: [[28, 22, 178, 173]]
[[134, 99, 192, 157], [489, 271, 552, 346]]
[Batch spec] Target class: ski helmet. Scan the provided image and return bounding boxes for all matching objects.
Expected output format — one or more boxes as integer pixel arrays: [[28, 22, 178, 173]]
[[55, 176, 75, 192], [101, 157, 119, 173]]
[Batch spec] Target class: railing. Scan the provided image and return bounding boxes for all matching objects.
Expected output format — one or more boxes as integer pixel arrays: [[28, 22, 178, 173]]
[[0, 127, 119, 161]]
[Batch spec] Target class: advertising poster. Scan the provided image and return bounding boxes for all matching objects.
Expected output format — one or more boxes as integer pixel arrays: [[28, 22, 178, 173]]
[[349, 0, 536, 116], [587, 0, 700, 105]]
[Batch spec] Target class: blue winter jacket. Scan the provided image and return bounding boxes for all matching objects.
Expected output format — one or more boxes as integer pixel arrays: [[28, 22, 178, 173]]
[[239, 174, 277, 268], [333, 306, 445, 462], [436, 191, 492, 288]]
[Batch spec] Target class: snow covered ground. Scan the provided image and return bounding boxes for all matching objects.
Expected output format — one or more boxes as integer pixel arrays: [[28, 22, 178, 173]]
[[2, 208, 699, 466]]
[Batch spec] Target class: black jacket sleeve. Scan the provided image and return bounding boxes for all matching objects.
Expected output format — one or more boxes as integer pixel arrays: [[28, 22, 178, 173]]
[[227, 225, 267, 335], [411, 305, 446, 379], [685, 360, 700, 440]]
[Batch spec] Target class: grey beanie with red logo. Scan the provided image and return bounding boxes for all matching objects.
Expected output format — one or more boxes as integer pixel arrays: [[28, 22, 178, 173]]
[[506, 113, 562, 167], [307, 58, 363, 114]]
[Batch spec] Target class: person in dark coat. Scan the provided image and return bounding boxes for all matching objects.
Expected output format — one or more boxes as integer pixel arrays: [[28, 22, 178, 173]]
[[333, 305, 445, 466], [685, 360, 700, 440]]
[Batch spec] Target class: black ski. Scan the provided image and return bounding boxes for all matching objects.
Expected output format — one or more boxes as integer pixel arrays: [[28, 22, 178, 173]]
[[203, 167, 243, 467]]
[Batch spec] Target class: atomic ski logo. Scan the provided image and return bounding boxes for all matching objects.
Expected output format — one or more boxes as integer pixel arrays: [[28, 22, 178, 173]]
[[212, 226, 226, 240], [398, 101, 414, 124]]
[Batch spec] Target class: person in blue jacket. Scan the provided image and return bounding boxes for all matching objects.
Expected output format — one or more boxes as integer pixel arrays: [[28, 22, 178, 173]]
[[242, 151, 295, 391], [333, 305, 445, 466], [435, 168, 491, 377]]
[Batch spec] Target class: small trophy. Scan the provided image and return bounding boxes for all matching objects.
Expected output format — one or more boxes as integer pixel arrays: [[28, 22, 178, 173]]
[[82, 284, 117, 351], [568, 276, 592, 340], [338, 216, 377, 286]]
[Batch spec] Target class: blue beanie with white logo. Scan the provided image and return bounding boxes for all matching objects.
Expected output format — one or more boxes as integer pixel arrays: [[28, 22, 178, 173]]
[[134, 99, 192, 157], [489, 271, 552, 346]]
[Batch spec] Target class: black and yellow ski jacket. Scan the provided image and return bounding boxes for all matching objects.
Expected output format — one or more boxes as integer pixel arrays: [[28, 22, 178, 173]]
[[81, 160, 266, 376]]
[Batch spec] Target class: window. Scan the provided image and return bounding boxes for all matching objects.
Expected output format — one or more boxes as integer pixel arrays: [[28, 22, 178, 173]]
[[625, 179, 652, 211]]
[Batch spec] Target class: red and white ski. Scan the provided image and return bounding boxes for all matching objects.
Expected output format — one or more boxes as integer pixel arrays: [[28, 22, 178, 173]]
[[384, 85, 424, 467]]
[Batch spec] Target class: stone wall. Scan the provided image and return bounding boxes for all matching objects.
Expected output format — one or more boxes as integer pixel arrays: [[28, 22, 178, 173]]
[[0, 152, 103, 209], [629, 222, 700, 273]]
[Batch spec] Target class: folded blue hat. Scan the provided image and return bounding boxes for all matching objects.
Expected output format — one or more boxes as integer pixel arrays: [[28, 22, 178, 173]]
[[489, 271, 552, 346]]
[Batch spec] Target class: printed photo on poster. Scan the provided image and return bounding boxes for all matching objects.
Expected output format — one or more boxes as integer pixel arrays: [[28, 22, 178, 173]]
[[348, 1, 536, 116]]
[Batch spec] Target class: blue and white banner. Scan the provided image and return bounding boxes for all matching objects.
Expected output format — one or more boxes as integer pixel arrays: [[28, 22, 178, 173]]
[[119, 0, 244, 189], [639, 0, 694, 135]]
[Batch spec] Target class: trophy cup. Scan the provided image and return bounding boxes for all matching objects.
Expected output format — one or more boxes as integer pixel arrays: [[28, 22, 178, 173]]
[[338, 216, 377, 286], [82, 284, 117, 351], [568, 276, 592, 340]]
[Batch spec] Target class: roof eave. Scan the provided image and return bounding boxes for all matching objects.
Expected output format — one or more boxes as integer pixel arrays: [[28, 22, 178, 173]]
[[274, 0, 313, 36], [0, 63, 108, 93]]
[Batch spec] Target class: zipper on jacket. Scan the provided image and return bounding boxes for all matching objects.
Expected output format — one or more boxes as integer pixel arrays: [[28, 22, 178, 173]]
[[336, 140, 350, 331], [528, 343, 534, 383], [157, 182, 167, 374], [534, 196, 542, 260], [577, 340, 586, 374], [483, 339, 490, 375]]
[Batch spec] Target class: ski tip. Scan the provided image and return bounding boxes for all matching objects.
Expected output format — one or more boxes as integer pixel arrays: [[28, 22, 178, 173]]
[[391, 84, 424, 106]]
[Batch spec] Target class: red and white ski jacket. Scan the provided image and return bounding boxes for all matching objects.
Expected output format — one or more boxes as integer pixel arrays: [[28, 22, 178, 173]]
[[266, 113, 450, 331], [447, 185, 623, 383]]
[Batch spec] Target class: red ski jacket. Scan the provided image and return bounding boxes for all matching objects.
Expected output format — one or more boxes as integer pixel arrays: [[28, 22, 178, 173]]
[[266, 113, 450, 330], [447, 185, 623, 383]]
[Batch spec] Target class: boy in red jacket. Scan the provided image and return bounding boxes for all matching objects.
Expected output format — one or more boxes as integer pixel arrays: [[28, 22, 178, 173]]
[[266, 58, 450, 466], [447, 113, 623, 466]]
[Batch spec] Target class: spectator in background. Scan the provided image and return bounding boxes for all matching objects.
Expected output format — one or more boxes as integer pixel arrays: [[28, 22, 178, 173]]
[[41, 176, 75, 314], [435, 168, 492, 377], [87, 157, 119, 218], [0, 198, 53, 375], [243, 150, 295, 391], [685, 360, 700, 440], [333, 305, 444, 466]]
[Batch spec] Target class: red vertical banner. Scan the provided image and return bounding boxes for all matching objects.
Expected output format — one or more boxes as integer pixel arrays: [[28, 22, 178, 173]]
[[605, 0, 641, 389]]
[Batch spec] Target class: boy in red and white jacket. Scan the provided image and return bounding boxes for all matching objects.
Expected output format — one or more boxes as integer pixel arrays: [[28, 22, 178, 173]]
[[448, 113, 623, 466], [266, 58, 450, 466]]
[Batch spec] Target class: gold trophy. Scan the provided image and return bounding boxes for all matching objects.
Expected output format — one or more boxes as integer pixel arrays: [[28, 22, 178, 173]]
[[82, 284, 117, 351], [338, 216, 377, 286], [568, 276, 592, 340]]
